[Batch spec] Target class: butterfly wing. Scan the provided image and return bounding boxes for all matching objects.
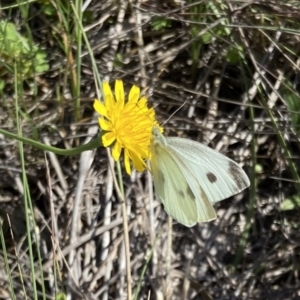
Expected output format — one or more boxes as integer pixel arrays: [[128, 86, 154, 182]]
[[150, 138, 216, 226], [166, 137, 250, 204]]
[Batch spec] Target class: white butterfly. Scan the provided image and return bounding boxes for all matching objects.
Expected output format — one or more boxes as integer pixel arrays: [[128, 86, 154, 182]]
[[150, 126, 250, 227]]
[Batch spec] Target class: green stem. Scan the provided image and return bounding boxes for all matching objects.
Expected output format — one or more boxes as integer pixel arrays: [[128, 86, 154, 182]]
[[0, 128, 102, 155]]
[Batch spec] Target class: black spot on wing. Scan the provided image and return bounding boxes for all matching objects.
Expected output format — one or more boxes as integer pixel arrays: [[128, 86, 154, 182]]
[[178, 190, 185, 198], [228, 161, 246, 191], [207, 172, 217, 183], [176, 186, 196, 202], [186, 186, 195, 200], [176, 186, 196, 203]]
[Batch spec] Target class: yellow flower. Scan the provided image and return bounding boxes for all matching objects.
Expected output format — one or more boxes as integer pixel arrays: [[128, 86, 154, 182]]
[[94, 80, 159, 174]]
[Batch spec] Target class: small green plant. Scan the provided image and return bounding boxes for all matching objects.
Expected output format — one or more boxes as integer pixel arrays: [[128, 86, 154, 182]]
[[0, 21, 49, 89], [187, 0, 233, 81], [114, 53, 124, 68], [280, 195, 300, 211], [150, 16, 172, 31]]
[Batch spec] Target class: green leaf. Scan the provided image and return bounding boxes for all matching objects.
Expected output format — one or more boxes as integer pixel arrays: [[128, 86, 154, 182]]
[[151, 17, 171, 31], [226, 44, 245, 63], [0, 21, 49, 83], [280, 195, 300, 211]]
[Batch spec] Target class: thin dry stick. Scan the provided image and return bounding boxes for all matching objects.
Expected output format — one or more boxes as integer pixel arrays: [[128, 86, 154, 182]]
[[116, 161, 132, 300], [104, 0, 128, 79], [6, 215, 28, 297], [121, 195, 132, 299], [129, 0, 148, 88], [67, 147, 95, 288], [43, 153, 58, 293], [164, 215, 173, 297], [101, 156, 114, 300], [147, 167, 158, 276]]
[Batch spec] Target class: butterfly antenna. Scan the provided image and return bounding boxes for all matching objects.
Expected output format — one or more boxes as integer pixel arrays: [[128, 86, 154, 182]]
[[162, 99, 188, 126]]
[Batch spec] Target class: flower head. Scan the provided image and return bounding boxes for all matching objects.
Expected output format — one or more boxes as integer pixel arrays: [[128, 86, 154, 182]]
[[94, 80, 159, 174]]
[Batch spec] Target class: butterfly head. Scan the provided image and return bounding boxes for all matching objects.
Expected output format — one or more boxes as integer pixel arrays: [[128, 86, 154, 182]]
[[152, 125, 167, 145]]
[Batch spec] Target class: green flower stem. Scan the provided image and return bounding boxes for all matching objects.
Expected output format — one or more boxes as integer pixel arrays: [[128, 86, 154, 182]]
[[0, 128, 102, 155]]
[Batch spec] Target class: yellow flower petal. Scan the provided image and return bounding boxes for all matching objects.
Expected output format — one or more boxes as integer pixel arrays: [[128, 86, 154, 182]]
[[112, 141, 122, 161], [103, 82, 113, 100], [128, 85, 140, 104], [102, 132, 116, 147], [93, 100, 108, 118], [115, 80, 124, 107], [130, 150, 145, 172], [138, 96, 148, 108], [103, 82, 114, 113], [124, 150, 131, 175], [99, 118, 112, 131]]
